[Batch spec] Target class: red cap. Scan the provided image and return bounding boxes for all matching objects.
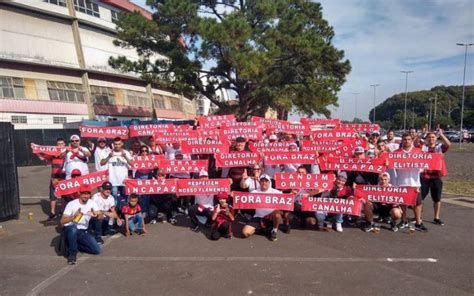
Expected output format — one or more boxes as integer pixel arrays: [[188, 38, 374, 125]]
[[216, 192, 228, 200], [78, 184, 92, 193], [71, 169, 82, 177]]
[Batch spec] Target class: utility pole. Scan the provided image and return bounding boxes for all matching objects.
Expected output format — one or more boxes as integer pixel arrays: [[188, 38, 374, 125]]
[[433, 93, 438, 125], [401, 71, 413, 131], [456, 42, 474, 146], [370, 84, 380, 123]]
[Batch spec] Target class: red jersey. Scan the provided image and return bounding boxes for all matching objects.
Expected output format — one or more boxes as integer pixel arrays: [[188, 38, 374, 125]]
[[43, 155, 66, 181], [121, 204, 142, 216]]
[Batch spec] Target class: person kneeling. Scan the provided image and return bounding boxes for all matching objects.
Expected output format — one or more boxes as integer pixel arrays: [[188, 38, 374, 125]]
[[122, 194, 147, 237], [60, 186, 101, 265], [210, 192, 235, 240]]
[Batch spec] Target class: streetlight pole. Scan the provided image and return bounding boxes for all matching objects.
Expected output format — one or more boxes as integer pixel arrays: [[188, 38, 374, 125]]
[[401, 70, 413, 131], [352, 92, 359, 121], [428, 97, 433, 131], [456, 43, 473, 146], [370, 84, 380, 123]]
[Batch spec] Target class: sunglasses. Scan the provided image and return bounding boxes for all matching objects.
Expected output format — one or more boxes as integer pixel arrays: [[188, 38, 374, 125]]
[[141, 150, 148, 152], [99, 140, 106, 143], [71, 140, 80, 142], [252, 168, 261, 170]]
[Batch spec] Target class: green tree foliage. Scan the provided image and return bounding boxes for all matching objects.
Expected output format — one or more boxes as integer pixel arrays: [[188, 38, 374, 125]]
[[109, 0, 351, 120], [369, 85, 474, 129]]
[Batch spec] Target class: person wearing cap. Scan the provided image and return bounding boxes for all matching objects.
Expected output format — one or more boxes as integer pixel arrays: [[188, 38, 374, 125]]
[[63, 134, 91, 180], [240, 164, 263, 192], [367, 132, 380, 158], [291, 166, 323, 230], [188, 170, 215, 232], [242, 174, 283, 241], [148, 170, 178, 225], [100, 137, 133, 212], [210, 192, 235, 240], [61, 169, 83, 203], [60, 185, 101, 265], [316, 172, 353, 232], [90, 182, 120, 244], [94, 137, 111, 172]]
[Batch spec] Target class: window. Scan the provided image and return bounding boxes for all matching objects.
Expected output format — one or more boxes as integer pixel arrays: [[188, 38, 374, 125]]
[[90, 86, 116, 105], [43, 0, 67, 7], [73, 0, 100, 17], [153, 94, 166, 109], [11, 115, 27, 124], [0, 76, 26, 99], [47, 81, 84, 103], [111, 10, 120, 23], [125, 90, 150, 107], [53, 117, 67, 124], [169, 97, 182, 111]]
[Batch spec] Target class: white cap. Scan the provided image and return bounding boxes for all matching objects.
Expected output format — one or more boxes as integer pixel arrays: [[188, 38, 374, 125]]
[[353, 146, 365, 154], [380, 172, 391, 180], [337, 171, 348, 180], [70, 134, 80, 141], [199, 169, 209, 177], [269, 134, 278, 140], [259, 174, 272, 181], [288, 142, 298, 147]]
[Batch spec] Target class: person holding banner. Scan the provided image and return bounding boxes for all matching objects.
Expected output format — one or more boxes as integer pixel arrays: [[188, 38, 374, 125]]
[[188, 170, 215, 232], [316, 172, 353, 232], [242, 174, 283, 242], [134, 146, 155, 218], [210, 192, 235, 240], [60, 185, 101, 265], [90, 182, 121, 244], [282, 142, 301, 173], [31, 137, 66, 221], [64, 135, 91, 180], [94, 138, 111, 172], [100, 137, 133, 213], [222, 137, 251, 192], [292, 166, 322, 230], [420, 129, 450, 226], [240, 165, 263, 192]]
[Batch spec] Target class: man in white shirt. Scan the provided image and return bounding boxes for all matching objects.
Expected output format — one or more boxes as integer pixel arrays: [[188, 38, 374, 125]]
[[385, 130, 400, 152], [188, 170, 215, 232], [100, 137, 133, 212], [60, 186, 101, 265], [90, 182, 120, 244], [94, 138, 111, 172], [63, 134, 91, 179], [242, 174, 283, 242]]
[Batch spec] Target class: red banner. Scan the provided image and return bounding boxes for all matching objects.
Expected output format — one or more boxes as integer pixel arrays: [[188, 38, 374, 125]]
[[319, 157, 386, 173], [300, 139, 346, 153], [275, 173, 335, 190], [311, 129, 359, 140], [180, 139, 229, 154], [215, 152, 261, 167], [354, 185, 418, 206], [196, 127, 221, 140], [300, 118, 340, 130], [222, 121, 265, 129], [327, 138, 368, 158], [79, 125, 129, 139], [301, 196, 362, 216], [176, 178, 232, 196], [219, 126, 264, 141], [338, 123, 380, 133], [249, 141, 291, 153], [198, 114, 236, 128], [267, 123, 311, 136], [31, 144, 65, 157], [124, 178, 177, 195], [250, 116, 289, 129], [128, 124, 174, 137], [54, 170, 108, 197], [263, 151, 318, 165], [387, 152, 442, 170], [154, 130, 200, 143], [232, 191, 295, 211], [131, 155, 164, 170], [157, 159, 208, 174]]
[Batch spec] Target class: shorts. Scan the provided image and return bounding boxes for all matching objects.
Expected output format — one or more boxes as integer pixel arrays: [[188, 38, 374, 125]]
[[246, 217, 272, 229], [49, 182, 57, 201], [421, 178, 443, 202]]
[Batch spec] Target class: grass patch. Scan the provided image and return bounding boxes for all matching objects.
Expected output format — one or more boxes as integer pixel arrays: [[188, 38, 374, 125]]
[[443, 180, 474, 196]]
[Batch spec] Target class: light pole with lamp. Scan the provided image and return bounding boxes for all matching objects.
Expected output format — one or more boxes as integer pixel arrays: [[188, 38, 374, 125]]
[[401, 70, 413, 131], [456, 43, 473, 146]]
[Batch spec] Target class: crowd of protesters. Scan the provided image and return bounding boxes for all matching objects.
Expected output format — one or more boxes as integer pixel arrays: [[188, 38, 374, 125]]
[[32, 118, 451, 265]]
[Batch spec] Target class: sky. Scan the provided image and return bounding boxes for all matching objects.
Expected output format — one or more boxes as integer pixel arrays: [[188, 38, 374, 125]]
[[131, 0, 474, 121]]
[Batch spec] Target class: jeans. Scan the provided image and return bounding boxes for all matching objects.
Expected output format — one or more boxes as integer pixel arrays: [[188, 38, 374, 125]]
[[65, 224, 101, 256], [127, 213, 143, 232], [135, 172, 151, 214], [112, 186, 126, 213], [316, 212, 343, 224], [90, 217, 111, 239], [149, 195, 176, 220]]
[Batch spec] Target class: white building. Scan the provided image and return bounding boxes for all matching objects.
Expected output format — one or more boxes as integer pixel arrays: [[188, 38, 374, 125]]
[[0, 0, 197, 129]]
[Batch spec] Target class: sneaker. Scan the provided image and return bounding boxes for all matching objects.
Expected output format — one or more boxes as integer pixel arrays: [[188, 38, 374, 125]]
[[224, 234, 232, 240], [282, 223, 291, 234], [363, 223, 374, 232], [433, 219, 444, 226], [47, 213, 57, 221], [150, 219, 157, 225], [96, 237, 104, 245], [415, 223, 428, 232], [336, 223, 343, 233], [67, 254, 76, 265], [269, 229, 278, 241], [169, 217, 177, 225], [390, 222, 399, 232], [397, 221, 409, 229], [136, 229, 145, 235], [191, 225, 199, 232]]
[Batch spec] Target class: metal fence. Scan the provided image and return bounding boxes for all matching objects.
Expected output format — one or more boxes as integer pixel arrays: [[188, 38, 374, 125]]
[[0, 123, 20, 220]]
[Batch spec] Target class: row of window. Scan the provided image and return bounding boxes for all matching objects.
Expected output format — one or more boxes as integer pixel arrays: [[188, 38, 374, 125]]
[[11, 115, 67, 124], [43, 0, 121, 22], [0, 76, 191, 111]]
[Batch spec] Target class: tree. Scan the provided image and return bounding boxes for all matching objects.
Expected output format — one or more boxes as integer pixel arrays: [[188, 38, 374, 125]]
[[110, 0, 351, 120]]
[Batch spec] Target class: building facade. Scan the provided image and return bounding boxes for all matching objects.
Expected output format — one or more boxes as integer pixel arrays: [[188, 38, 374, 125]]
[[0, 0, 197, 129]]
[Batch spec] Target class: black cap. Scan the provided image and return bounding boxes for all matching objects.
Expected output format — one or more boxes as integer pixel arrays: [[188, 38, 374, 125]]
[[102, 181, 112, 190]]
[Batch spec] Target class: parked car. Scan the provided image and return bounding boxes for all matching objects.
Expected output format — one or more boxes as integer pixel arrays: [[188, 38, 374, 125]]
[[444, 131, 461, 142], [469, 130, 474, 143]]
